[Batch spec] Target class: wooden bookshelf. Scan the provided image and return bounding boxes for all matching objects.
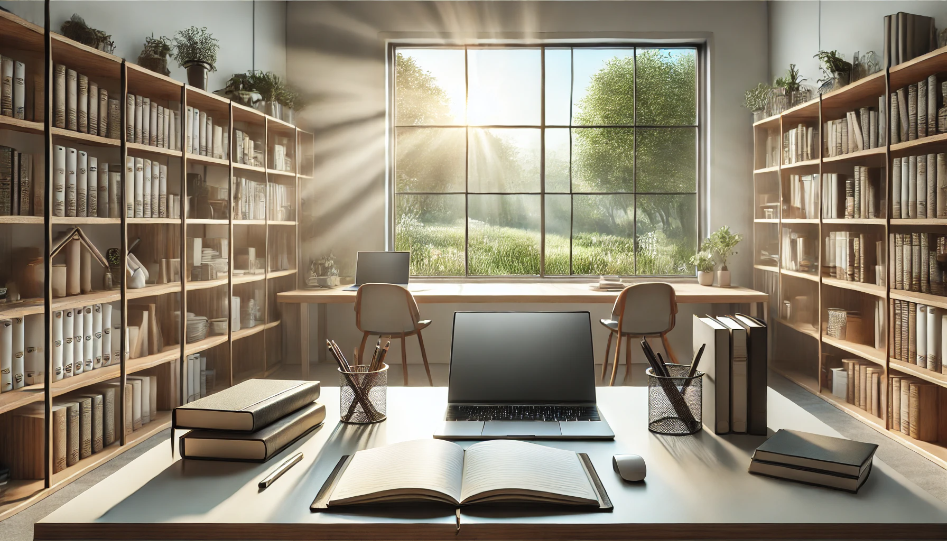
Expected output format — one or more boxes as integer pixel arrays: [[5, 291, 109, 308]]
[[753, 46, 947, 470], [0, 9, 312, 520]]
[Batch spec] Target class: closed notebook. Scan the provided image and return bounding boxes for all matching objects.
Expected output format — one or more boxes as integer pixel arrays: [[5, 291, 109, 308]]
[[180, 402, 326, 462], [748, 459, 873, 494], [173, 379, 321, 431], [751, 429, 877, 477]]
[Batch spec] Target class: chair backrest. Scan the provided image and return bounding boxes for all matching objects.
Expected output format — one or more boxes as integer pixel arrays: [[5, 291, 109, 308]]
[[611, 282, 677, 335], [354, 283, 421, 334]]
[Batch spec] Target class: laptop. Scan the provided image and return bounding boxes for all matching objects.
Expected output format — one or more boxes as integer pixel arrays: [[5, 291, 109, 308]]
[[434, 311, 615, 440], [342, 251, 410, 291]]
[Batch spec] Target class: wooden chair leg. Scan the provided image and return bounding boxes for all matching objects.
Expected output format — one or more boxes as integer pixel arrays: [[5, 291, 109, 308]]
[[400, 333, 408, 386], [601, 333, 613, 382], [609, 334, 622, 386], [358, 332, 371, 366], [416, 330, 433, 386], [661, 333, 679, 364], [625, 335, 632, 378]]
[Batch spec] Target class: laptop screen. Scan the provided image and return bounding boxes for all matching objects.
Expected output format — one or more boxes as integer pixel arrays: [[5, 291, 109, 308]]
[[448, 312, 597, 404], [355, 251, 410, 285]]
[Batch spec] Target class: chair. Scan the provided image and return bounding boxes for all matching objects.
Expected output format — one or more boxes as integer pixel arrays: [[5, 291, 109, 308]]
[[600, 282, 679, 386], [354, 283, 433, 386]]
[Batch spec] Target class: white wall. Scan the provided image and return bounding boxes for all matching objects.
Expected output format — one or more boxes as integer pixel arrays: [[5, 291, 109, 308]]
[[286, 1, 768, 366], [0, 0, 287, 90]]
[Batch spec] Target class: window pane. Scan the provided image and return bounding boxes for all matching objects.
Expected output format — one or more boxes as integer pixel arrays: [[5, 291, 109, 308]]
[[572, 49, 635, 126], [635, 194, 696, 276], [636, 128, 697, 193], [545, 128, 570, 193], [396, 194, 465, 276], [573, 195, 635, 275], [545, 194, 571, 275], [396, 128, 465, 192], [396, 49, 466, 125], [636, 48, 697, 126], [468, 49, 540, 126], [469, 128, 540, 192], [571, 128, 634, 193], [468, 194, 540, 275], [545, 48, 572, 126]]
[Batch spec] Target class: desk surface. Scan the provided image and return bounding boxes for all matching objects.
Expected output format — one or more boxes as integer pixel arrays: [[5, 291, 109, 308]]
[[36, 387, 947, 540], [277, 282, 768, 305]]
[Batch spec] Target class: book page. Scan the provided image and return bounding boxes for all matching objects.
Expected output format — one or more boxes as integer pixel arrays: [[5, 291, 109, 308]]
[[459, 440, 597, 505], [330, 439, 465, 505]]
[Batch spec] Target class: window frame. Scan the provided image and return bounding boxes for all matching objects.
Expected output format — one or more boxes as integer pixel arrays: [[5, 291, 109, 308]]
[[387, 42, 707, 280]]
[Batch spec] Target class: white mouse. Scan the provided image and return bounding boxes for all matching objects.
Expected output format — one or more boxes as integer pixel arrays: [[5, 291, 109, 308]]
[[613, 454, 646, 482]]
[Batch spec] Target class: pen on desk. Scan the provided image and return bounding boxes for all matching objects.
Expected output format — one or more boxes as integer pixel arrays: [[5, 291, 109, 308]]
[[372, 340, 390, 371], [258, 452, 303, 490], [368, 339, 381, 369], [688, 344, 706, 377]]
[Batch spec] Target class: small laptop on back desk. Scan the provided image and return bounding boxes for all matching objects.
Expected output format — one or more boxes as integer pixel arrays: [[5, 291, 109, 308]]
[[434, 311, 614, 440], [342, 251, 410, 291]]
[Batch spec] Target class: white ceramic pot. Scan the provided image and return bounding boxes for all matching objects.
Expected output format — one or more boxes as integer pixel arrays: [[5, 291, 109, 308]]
[[716, 269, 731, 288], [697, 271, 714, 286]]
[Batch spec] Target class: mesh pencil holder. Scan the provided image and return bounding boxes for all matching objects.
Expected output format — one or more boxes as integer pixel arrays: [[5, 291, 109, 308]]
[[339, 363, 388, 424], [646, 364, 703, 435]]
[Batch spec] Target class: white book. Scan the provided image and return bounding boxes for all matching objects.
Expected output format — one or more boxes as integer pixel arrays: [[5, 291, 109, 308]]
[[126, 94, 135, 142], [11, 317, 23, 389], [53, 311, 64, 381], [928, 306, 940, 372], [101, 304, 112, 367], [717, 316, 748, 433], [24, 313, 43, 385], [156, 106, 164, 147], [831, 368, 847, 399], [92, 304, 103, 369], [87, 156, 97, 217], [54, 64, 66, 128], [134, 157, 144, 218], [88, 82, 98, 136], [901, 157, 910, 219], [128, 376, 151, 424], [77, 74, 88, 133], [125, 156, 135, 218], [186, 106, 193, 153], [53, 145, 66, 217], [13, 60, 24, 120], [66, 69, 77, 130], [917, 304, 927, 367], [0, 56, 10, 117], [141, 158, 152, 217], [207, 116, 213, 158], [73, 308, 83, 375], [98, 88, 108, 136], [929, 154, 938, 219], [170, 110, 177, 150], [149, 101, 157, 146], [918, 154, 928, 218], [129, 377, 142, 429], [111, 319, 121, 368], [65, 147, 77, 217], [151, 161, 159, 218], [0, 319, 11, 392], [134, 95, 143, 144], [163, 107, 170, 149], [192, 108, 200, 154], [62, 309, 73, 379], [76, 151, 88, 217], [213, 126, 223, 159], [109, 166, 120, 218], [909, 155, 918, 218], [141, 97, 150, 145], [182, 355, 189, 405], [189, 353, 199, 402], [159, 164, 167, 217], [694, 315, 730, 433], [82, 306, 93, 372], [97, 161, 108, 218], [199, 111, 207, 155], [200, 355, 207, 397]]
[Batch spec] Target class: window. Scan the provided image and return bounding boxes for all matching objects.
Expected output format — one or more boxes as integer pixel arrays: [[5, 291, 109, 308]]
[[393, 46, 699, 277]]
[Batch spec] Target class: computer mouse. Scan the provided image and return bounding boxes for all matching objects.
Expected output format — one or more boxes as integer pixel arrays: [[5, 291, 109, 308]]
[[613, 454, 646, 482]]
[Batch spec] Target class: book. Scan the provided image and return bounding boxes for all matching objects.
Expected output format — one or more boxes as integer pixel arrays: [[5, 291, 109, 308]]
[[74, 395, 92, 459], [129, 377, 142, 430], [65, 147, 77, 217], [88, 81, 97, 136], [108, 97, 120, 139], [54, 64, 66, 128], [57, 400, 80, 466], [149, 100, 158, 146], [72, 305, 83, 375], [13, 60, 24, 120], [128, 376, 151, 424], [92, 304, 102, 369], [174, 379, 321, 431], [97, 161, 108, 218], [909, 381, 938, 441], [694, 315, 730, 434], [311, 439, 610, 509], [52, 311, 63, 380], [134, 157, 143, 218], [151, 160, 159, 219], [77, 151, 87, 217], [141, 97, 150, 145], [928, 154, 937, 218], [734, 314, 767, 435], [66, 69, 77, 130], [181, 401, 326, 462], [52, 404, 67, 473], [1, 56, 13, 117], [0, 319, 11, 392], [24, 313, 42, 385], [751, 429, 877, 478], [141, 158, 151, 217], [134, 94, 143, 144], [716, 316, 747, 433], [77, 74, 88, 133], [98, 88, 108, 136], [0, 405, 46, 479], [898, 87, 909, 142], [748, 458, 873, 493], [87, 156, 97, 217], [89, 385, 115, 446]]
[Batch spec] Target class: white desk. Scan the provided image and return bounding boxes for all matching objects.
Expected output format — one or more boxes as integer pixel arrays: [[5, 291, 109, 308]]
[[35, 387, 947, 540]]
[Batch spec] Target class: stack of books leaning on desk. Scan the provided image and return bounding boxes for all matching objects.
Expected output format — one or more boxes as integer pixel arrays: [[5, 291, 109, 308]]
[[174, 379, 325, 462], [750, 429, 878, 493]]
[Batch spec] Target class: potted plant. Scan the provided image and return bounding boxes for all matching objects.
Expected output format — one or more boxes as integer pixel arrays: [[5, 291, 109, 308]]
[[815, 50, 852, 93], [137, 34, 172, 77], [690, 251, 715, 286], [703, 226, 743, 288], [61, 14, 115, 53], [277, 84, 300, 125], [744, 83, 769, 122], [774, 64, 808, 106], [247, 71, 284, 118], [216, 73, 261, 107], [172, 26, 219, 90]]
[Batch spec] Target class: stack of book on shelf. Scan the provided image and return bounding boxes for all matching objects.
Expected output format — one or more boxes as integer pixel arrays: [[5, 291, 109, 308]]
[[1, 53, 30, 120], [788, 174, 818, 218], [890, 374, 940, 442], [185, 236, 228, 281], [232, 177, 266, 220], [822, 167, 882, 220], [781, 228, 816, 273], [824, 231, 883, 285], [892, 233, 945, 295], [823, 104, 885, 158], [762, 132, 779, 168], [783, 124, 815, 165], [175, 379, 324, 462], [53, 63, 120, 138], [41, 305, 117, 384], [124, 93, 179, 150], [892, 155, 946, 219], [125, 157, 177, 219], [749, 429, 877, 493], [233, 129, 263, 167], [0, 145, 36, 216], [270, 137, 293, 172], [51, 146, 121, 218], [890, 75, 943, 146], [827, 357, 883, 418], [693, 315, 767, 435], [182, 353, 214, 404], [884, 12, 936, 67], [267, 183, 294, 221], [185, 107, 228, 160], [893, 300, 946, 376]]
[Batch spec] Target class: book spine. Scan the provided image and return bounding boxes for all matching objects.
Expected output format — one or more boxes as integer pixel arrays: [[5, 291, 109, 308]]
[[929, 75, 939, 135], [141, 97, 150, 146], [901, 156, 910, 219], [918, 82, 928, 138], [879, 95, 887, 147], [77, 74, 88, 133], [65, 148, 77, 217], [928, 154, 937, 219], [891, 92, 900, 144], [54, 64, 66, 128], [72, 301, 83, 375], [18, 152, 30, 216], [156, 106, 164, 148], [141, 158, 151, 218], [895, 300, 903, 360], [101, 304, 111, 367], [87, 156, 97, 217], [88, 82, 98, 136], [0, 56, 12, 117], [898, 87, 909, 142], [0, 147, 11, 215], [125, 156, 134, 218], [66, 69, 77, 131], [917, 304, 927, 367], [199, 111, 207, 155], [109, 168, 120, 219], [149, 101, 157, 146], [62, 310, 73, 379], [10, 317, 23, 389], [159, 164, 167, 218], [93, 304, 102, 369], [24, 314, 42, 385], [134, 95, 143, 144], [98, 88, 108, 136], [77, 151, 87, 217], [13, 60, 24, 120], [97, 162, 108, 218], [921, 234, 930, 294], [126, 94, 135, 142], [918, 154, 927, 218], [909, 83, 918, 140], [151, 160, 159, 218], [134, 158, 144, 218], [82, 307, 92, 373], [108, 98, 120, 139]]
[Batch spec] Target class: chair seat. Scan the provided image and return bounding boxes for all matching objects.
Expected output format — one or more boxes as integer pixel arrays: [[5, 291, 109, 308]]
[[599, 318, 662, 337], [363, 319, 432, 336]]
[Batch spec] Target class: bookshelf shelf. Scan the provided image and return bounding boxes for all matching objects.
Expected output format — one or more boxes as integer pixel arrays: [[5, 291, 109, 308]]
[[234, 219, 266, 225], [781, 97, 820, 120], [233, 163, 266, 174], [889, 131, 947, 156], [753, 165, 779, 174], [777, 318, 819, 339], [50, 127, 121, 147], [780, 218, 819, 224], [820, 71, 886, 113], [185, 278, 229, 291], [886, 429, 947, 470], [268, 220, 297, 226], [820, 146, 886, 164], [753, 264, 778, 273], [818, 389, 885, 430], [0, 298, 45, 318], [0, 385, 44, 416], [752, 113, 781, 128], [889, 44, 947, 89], [184, 334, 228, 356], [890, 218, 947, 226], [268, 269, 297, 279], [126, 282, 182, 300], [889, 359, 947, 388], [821, 276, 886, 297], [0, 115, 44, 136], [51, 290, 121, 312], [822, 335, 886, 366], [233, 273, 266, 285], [890, 289, 947, 310], [822, 218, 886, 225], [780, 159, 820, 171], [780, 268, 819, 282], [233, 324, 264, 341], [186, 218, 228, 225], [266, 169, 296, 177], [186, 153, 229, 167], [51, 217, 121, 225], [0, 216, 43, 224], [126, 218, 180, 225], [126, 142, 183, 159], [754, 218, 778, 224]]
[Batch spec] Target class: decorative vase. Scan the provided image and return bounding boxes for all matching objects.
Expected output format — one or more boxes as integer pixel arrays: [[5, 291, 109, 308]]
[[184, 61, 211, 90], [51, 265, 67, 298], [716, 269, 731, 288], [283, 108, 295, 125], [697, 271, 714, 286], [752, 110, 764, 123]]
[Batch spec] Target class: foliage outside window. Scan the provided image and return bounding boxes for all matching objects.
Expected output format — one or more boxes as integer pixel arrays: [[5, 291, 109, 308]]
[[393, 46, 699, 276]]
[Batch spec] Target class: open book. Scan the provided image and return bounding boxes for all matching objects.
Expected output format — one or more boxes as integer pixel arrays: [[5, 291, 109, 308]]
[[311, 439, 611, 510]]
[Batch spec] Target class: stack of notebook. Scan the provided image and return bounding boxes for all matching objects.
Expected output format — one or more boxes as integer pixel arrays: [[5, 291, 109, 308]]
[[174, 379, 324, 462], [749, 429, 878, 493]]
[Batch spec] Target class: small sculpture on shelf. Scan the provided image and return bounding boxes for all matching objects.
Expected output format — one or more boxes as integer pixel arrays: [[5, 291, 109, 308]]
[[50, 227, 109, 298], [307, 253, 340, 288]]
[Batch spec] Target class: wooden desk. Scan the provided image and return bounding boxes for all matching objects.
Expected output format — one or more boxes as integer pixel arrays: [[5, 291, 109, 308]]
[[277, 282, 769, 373], [36, 387, 947, 540]]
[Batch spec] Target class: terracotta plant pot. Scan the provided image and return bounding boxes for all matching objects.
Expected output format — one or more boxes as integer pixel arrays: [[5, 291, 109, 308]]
[[716, 269, 731, 288], [697, 271, 714, 286], [184, 61, 212, 90]]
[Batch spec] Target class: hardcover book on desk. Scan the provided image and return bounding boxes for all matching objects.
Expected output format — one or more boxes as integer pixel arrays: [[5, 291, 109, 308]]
[[173, 379, 321, 431], [750, 429, 878, 493]]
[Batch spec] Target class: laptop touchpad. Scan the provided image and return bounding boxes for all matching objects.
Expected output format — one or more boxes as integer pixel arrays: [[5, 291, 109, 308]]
[[481, 421, 561, 437]]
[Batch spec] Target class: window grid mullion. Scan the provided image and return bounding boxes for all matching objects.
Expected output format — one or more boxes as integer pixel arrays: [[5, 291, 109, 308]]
[[464, 46, 469, 278]]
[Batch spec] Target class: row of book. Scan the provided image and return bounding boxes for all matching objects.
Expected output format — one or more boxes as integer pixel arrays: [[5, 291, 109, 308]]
[[53, 64, 121, 138], [232, 177, 266, 221], [783, 124, 815, 165], [0, 145, 36, 216], [884, 12, 937, 68], [271, 137, 293, 172], [892, 300, 946, 375], [183, 353, 213, 404], [233, 129, 264, 167], [890, 77, 944, 145], [268, 182, 295, 222], [787, 174, 818, 219], [821, 168, 883, 220], [52, 146, 120, 218], [762, 132, 779, 168], [0, 375, 161, 479], [824, 232, 883, 286], [126, 156, 176, 219], [890, 374, 939, 442], [891, 233, 946, 295], [1, 55, 27, 120], [51, 305, 118, 383], [125, 94, 180, 150], [892, 154, 947, 219], [828, 359, 882, 418], [823, 102, 886, 158], [781, 228, 817, 273], [185, 107, 228, 160]]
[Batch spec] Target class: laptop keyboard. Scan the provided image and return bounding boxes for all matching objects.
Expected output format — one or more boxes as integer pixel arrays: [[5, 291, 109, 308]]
[[446, 405, 601, 422]]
